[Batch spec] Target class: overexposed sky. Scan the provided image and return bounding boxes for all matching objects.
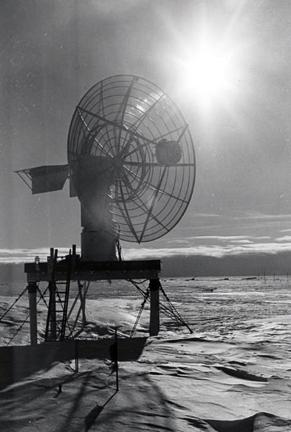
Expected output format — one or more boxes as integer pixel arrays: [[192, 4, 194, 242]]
[[1, 0, 291, 265]]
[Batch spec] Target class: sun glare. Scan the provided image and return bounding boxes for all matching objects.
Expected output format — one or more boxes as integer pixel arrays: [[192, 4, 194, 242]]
[[176, 36, 238, 109]]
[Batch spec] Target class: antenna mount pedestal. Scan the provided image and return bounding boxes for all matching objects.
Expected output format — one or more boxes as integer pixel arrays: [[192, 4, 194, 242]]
[[81, 229, 117, 261]]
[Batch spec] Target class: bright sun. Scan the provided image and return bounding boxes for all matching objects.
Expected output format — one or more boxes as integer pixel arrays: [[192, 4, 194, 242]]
[[176, 36, 238, 109]]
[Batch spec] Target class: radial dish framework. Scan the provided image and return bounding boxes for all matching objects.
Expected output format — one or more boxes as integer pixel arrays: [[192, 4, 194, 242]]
[[68, 75, 196, 243]]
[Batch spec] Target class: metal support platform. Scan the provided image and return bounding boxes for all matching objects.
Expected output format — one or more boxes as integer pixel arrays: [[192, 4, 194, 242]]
[[25, 249, 161, 344], [25, 258, 161, 282]]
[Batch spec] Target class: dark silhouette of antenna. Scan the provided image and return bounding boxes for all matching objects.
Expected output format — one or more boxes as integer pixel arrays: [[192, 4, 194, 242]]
[[15, 75, 196, 342], [16, 75, 196, 261]]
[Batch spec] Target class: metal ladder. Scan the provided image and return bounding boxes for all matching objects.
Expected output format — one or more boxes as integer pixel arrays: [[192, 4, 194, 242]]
[[45, 249, 73, 341]]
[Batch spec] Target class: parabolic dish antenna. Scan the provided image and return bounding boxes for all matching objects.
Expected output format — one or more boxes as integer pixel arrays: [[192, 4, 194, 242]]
[[17, 75, 196, 260]]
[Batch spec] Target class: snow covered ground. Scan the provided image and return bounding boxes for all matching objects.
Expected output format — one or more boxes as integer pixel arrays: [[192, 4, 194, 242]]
[[0, 277, 291, 431]]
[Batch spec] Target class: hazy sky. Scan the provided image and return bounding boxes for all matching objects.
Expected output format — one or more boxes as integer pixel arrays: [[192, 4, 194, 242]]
[[1, 0, 291, 266]]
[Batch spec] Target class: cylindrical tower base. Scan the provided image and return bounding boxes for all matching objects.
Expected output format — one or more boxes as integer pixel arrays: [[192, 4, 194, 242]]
[[81, 229, 117, 261]]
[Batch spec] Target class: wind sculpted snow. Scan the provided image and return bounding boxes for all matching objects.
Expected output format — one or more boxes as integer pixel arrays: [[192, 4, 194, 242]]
[[0, 277, 291, 431]]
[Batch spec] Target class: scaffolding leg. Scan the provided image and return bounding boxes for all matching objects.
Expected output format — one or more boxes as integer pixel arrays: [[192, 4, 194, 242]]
[[149, 279, 160, 336], [47, 281, 57, 341], [28, 282, 38, 345], [79, 281, 87, 326]]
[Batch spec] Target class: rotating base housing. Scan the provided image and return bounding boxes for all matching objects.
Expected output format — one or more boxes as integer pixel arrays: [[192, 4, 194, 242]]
[[81, 229, 117, 262]]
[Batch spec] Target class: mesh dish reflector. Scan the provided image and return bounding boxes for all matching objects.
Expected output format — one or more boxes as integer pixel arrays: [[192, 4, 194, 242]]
[[30, 165, 69, 194], [67, 75, 196, 243]]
